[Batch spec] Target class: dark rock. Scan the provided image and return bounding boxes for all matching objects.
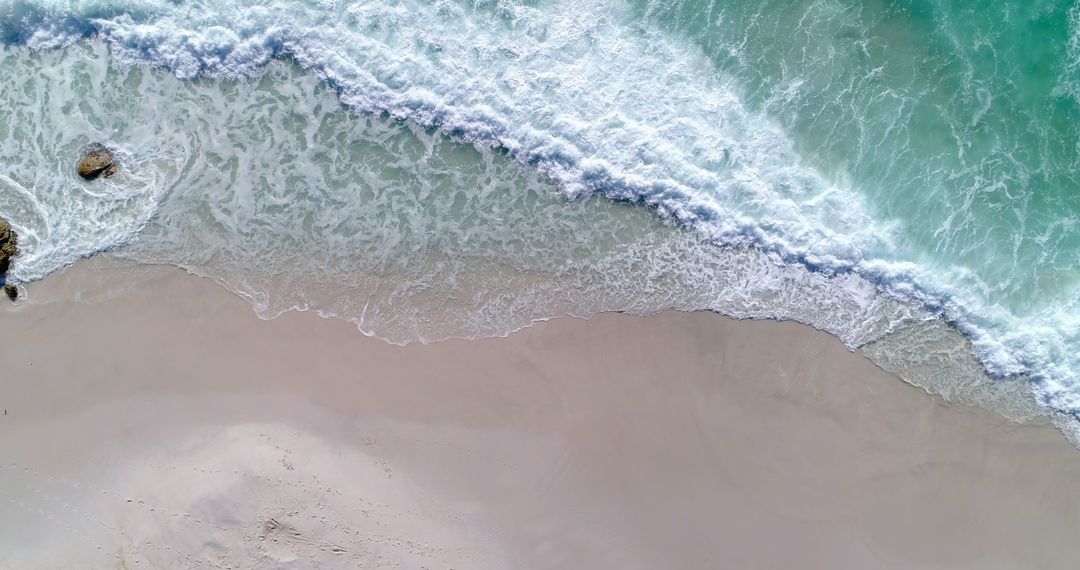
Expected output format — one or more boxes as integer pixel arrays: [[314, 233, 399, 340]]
[[0, 218, 16, 265], [0, 217, 17, 301], [77, 148, 118, 180], [0, 217, 14, 253]]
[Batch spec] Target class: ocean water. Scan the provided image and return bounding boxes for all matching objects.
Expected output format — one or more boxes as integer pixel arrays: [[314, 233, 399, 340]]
[[0, 1, 1076, 433]]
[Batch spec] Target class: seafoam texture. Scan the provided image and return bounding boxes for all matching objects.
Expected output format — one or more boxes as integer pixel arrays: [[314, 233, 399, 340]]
[[0, 0, 1077, 425]]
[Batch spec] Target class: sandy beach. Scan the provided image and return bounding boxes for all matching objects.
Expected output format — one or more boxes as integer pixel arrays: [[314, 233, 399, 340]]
[[2, 261, 1080, 569]]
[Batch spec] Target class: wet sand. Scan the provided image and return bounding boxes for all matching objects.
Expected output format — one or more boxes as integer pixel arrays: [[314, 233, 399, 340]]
[[2, 262, 1080, 569]]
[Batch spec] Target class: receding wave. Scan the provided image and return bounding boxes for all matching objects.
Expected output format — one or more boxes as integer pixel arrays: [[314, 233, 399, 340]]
[[0, 0, 1078, 436]]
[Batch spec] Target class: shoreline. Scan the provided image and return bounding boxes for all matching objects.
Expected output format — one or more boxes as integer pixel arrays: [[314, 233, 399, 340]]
[[3, 261, 1080, 567], [1, 36, 1070, 418], [170, 255, 1062, 435]]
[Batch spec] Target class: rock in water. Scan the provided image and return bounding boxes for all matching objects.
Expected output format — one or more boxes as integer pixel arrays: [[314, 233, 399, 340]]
[[77, 148, 117, 180], [0, 218, 14, 251], [0, 217, 17, 301], [0, 218, 16, 268]]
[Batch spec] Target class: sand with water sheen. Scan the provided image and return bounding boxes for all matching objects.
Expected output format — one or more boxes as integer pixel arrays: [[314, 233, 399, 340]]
[[1, 262, 1080, 569]]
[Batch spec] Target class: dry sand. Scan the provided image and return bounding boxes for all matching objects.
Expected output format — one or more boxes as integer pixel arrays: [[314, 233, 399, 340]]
[[2, 261, 1080, 569]]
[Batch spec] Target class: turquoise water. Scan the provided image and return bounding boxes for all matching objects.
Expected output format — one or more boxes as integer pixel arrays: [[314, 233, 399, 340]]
[[636, 0, 1080, 402], [644, 0, 1080, 309], [0, 0, 1078, 429]]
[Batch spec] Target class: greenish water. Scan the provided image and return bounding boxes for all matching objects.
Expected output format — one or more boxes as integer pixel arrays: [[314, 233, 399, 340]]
[[638, 0, 1080, 312]]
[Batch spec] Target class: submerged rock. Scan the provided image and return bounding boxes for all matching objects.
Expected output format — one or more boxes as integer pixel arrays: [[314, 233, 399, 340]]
[[0, 217, 17, 301], [77, 148, 118, 180]]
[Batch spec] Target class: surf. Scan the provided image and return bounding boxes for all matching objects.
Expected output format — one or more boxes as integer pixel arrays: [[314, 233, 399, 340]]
[[1, 0, 1079, 435]]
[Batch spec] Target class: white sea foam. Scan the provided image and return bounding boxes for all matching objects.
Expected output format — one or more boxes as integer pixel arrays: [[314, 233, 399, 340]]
[[0, 0, 1078, 421]]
